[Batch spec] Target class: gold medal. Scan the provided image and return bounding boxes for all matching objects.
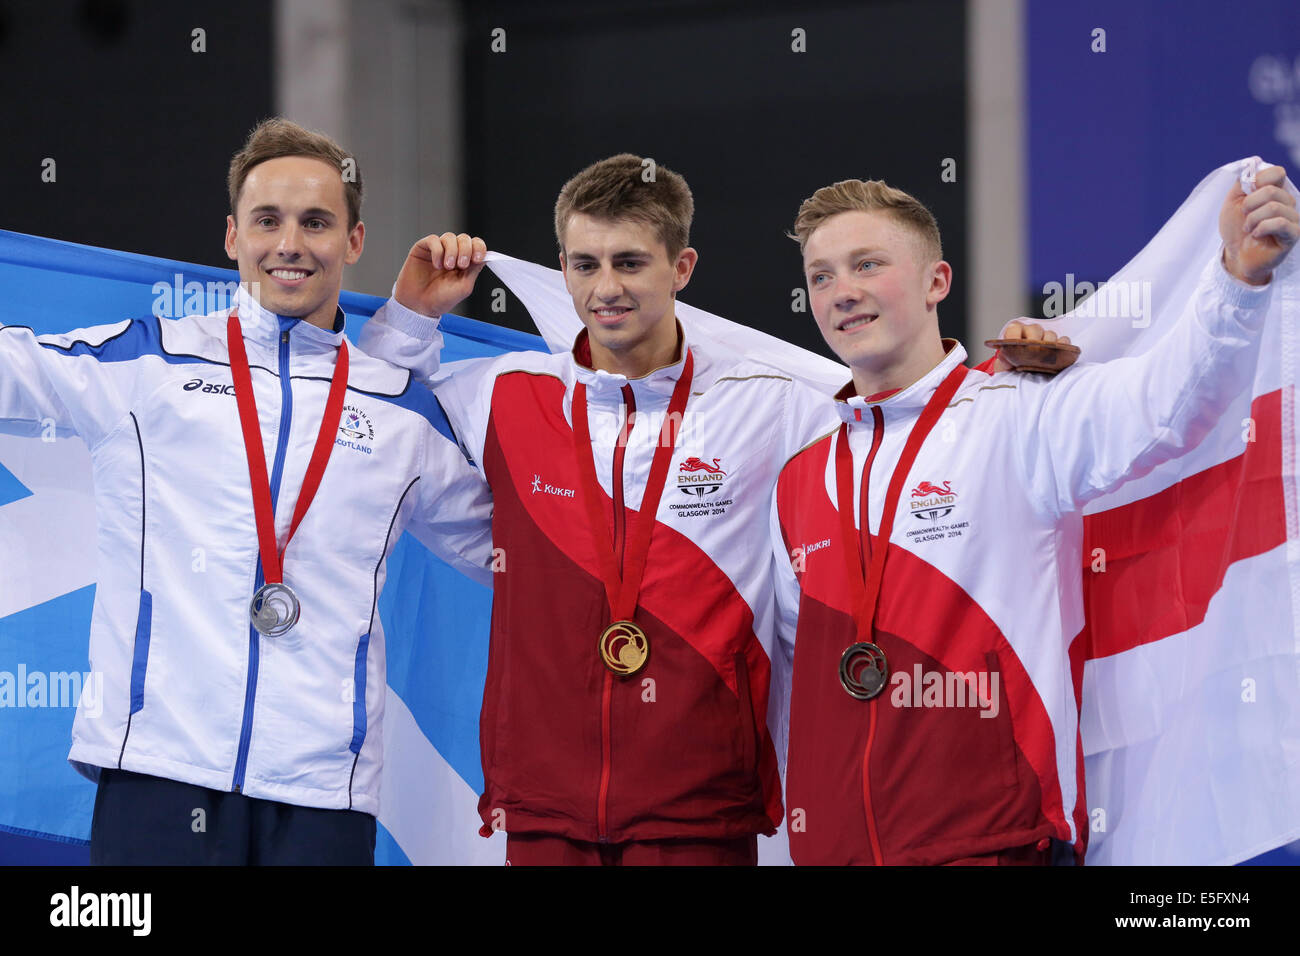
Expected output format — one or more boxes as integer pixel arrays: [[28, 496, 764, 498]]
[[598, 621, 650, 676], [574, 351, 694, 682]]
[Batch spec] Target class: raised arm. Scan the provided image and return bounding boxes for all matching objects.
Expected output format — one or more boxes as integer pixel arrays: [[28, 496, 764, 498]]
[[359, 232, 486, 388], [1018, 165, 1298, 515]]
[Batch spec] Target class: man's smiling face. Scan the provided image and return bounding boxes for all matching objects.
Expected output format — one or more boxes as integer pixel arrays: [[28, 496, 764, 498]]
[[559, 212, 696, 376], [224, 155, 363, 329], [803, 209, 948, 379]]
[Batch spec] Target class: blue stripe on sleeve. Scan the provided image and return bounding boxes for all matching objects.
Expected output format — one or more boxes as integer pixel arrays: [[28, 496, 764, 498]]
[[37, 316, 201, 366]]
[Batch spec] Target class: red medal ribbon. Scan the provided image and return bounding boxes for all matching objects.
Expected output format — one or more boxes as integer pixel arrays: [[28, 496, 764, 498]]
[[834, 362, 968, 641], [226, 313, 350, 586], [572, 350, 694, 622]]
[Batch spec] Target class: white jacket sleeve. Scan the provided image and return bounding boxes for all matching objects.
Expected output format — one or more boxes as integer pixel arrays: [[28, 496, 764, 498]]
[[1017, 254, 1272, 516], [0, 319, 144, 445], [365, 306, 500, 583], [402, 413, 496, 590], [769, 487, 801, 664], [358, 298, 445, 388], [770, 377, 837, 658], [781, 377, 841, 469], [359, 299, 500, 476], [766, 482, 802, 779]]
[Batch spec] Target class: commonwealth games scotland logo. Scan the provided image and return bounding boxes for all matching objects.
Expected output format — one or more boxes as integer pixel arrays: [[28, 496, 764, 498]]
[[339, 405, 375, 442]]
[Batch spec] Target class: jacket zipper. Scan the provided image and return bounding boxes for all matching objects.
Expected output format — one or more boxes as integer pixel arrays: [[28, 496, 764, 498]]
[[596, 384, 636, 841], [859, 405, 886, 864], [233, 324, 295, 793]]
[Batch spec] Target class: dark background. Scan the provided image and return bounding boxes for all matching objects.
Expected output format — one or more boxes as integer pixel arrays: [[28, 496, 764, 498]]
[[1, 0, 967, 359], [461, 0, 968, 358], [0, 0, 274, 269]]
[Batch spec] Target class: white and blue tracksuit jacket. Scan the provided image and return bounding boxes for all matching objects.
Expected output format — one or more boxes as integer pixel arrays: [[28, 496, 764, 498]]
[[0, 286, 493, 815]]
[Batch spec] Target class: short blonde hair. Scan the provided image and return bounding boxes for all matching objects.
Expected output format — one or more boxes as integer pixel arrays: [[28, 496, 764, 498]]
[[554, 153, 694, 257], [790, 179, 942, 262]]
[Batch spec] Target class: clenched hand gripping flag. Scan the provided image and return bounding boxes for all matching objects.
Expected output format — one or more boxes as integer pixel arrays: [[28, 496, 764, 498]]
[[1, 158, 1296, 864]]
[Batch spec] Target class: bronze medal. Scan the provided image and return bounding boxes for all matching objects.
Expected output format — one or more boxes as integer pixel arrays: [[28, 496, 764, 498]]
[[839, 641, 888, 700], [832, 363, 969, 701], [598, 620, 650, 676]]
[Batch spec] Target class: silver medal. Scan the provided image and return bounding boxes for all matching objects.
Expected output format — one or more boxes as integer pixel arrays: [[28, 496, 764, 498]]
[[250, 582, 301, 637]]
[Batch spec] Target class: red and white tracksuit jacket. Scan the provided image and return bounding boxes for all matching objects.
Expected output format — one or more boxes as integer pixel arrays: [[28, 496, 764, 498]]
[[771, 256, 1272, 865], [361, 311, 837, 843]]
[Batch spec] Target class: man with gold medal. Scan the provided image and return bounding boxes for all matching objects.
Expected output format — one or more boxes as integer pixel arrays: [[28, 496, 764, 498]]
[[365, 153, 1054, 865]]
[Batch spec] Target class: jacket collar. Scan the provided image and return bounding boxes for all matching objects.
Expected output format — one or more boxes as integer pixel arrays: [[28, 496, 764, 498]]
[[835, 338, 968, 424], [231, 284, 347, 352], [569, 321, 690, 401]]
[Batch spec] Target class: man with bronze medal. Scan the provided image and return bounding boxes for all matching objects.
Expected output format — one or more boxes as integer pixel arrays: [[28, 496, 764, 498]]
[[772, 170, 1298, 865], [0, 118, 496, 864]]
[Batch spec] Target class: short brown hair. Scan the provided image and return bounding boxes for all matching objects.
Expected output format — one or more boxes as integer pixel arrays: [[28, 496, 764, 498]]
[[227, 118, 363, 230], [790, 179, 942, 262], [554, 153, 694, 257]]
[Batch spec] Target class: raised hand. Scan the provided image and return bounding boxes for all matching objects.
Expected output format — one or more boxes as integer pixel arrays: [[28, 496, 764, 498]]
[[1220, 164, 1300, 286], [394, 232, 488, 317]]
